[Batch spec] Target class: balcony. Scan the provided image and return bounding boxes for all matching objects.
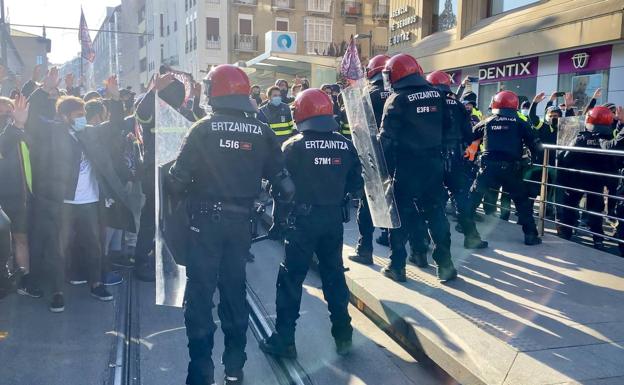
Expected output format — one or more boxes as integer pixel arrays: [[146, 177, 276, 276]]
[[305, 40, 360, 57], [206, 37, 221, 49], [272, 0, 295, 11], [307, 0, 332, 14], [341, 1, 362, 17], [372, 1, 389, 19], [206, 0, 220, 3], [232, 0, 257, 6], [234, 34, 258, 52]]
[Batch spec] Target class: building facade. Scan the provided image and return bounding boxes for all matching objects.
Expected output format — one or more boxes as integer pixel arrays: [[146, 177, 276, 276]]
[[388, 0, 624, 112], [140, 0, 389, 88], [93, 6, 123, 89], [10, 28, 51, 82]]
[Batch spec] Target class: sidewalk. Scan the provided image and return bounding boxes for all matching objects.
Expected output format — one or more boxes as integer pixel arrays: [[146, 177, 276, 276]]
[[341, 216, 624, 385]]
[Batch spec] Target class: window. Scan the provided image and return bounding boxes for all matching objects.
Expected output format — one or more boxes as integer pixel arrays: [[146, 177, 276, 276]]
[[160, 44, 164, 61], [558, 70, 609, 110], [138, 6, 145, 23], [489, 0, 539, 16], [139, 35, 145, 48], [478, 77, 537, 113], [140, 58, 147, 72], [304, 17, 332, 54], [307, 0, 331, 13], [206, 17, 220, 40], [276, 18, 289, 31], [174, 21, 178, 32], [36, 55, 43, 65], [432, 0, 457, 33], [185, 0, 188, 11], [239, 15, 253, 35], [160, 14, 164, 37]]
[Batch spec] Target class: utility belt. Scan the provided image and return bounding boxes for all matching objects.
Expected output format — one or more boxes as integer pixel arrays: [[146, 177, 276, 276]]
[[292, 202, 349, 223], [189, 199, 252, 222], [481, 158, 525, 171]]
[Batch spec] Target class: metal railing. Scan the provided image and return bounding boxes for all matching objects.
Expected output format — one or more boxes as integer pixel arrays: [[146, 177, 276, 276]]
[[234, 33, 258, 52], [272, 0, 295, 10], [232, 0, 257, 5], [205, 37, 221, 49], [341, 1, 362, 17], [373, 1, 389, 19], [482, 143, 624, 248]]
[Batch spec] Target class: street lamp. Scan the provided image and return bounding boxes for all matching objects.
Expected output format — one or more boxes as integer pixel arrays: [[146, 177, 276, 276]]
[[354, 30, 373, 59]]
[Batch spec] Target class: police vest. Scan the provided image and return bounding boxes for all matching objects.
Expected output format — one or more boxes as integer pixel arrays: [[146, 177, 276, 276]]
[[260, 104, 294, 137]]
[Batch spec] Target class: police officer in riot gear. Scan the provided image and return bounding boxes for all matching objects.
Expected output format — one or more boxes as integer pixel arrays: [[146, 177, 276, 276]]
[[379, 53, 457, 283], [260, 88, 363, 358], [427, 70, 488, 251], [168, 64, 294, 385], [557, 106, 622, 249], [348, 54, 389, 265], [469, 90, 542, 246], [258, 86, 295, 144]]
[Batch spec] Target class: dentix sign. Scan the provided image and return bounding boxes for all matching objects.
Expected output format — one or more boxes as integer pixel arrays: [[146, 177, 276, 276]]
[[478, 57, 538, 83]]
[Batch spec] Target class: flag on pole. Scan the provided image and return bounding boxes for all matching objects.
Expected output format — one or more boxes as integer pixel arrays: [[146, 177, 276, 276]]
[[340, 37, 364, 82], [79, 8, 96, 63]]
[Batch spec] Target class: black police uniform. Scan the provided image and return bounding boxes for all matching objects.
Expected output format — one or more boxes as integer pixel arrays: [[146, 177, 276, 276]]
[[379, 76, 454, 274], [442, 94, 487, 247], [469, 111, 541, 242], [0, 206, 10, 295], [351, 79, 390, 260], [272, 130, 363, 349], [258, 102, 294, 144], [169, 110, 287, 385], [557, 128, 623, 245]]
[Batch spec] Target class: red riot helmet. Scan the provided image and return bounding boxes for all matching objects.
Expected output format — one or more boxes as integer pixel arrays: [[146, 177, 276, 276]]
[[292, 88, 338, 132], [382, 54, 425, 91], [366, 55, 390, 80], [426, 70, 452, 93], [586, 106, 615, 135], [203, 64, 255, 113], [491, 90, 519, 117]]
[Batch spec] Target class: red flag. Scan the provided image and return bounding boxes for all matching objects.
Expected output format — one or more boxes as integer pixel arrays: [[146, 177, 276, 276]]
[[340, 37, 364, 82], [79, 8, 96, 63]]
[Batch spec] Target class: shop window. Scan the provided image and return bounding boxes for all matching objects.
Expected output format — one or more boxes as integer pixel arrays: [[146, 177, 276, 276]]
[[489, 0, 539, 16], [558, 70, 609, 110], [478, 77, 537, 113], [432, 0, 457, 33]]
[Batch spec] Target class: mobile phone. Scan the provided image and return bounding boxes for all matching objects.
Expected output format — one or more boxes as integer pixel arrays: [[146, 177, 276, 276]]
[[467, 76, 479, 83], [554, 91, 565, 97]]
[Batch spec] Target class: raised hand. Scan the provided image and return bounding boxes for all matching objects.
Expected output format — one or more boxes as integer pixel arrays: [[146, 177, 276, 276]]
[[13, 94, 29, 129], [564, 92, 575, 108], [43, 66, 60, 92], [106, 75, 120, 100], [533, 92, 546, 104], [592, 88, 602, 100]]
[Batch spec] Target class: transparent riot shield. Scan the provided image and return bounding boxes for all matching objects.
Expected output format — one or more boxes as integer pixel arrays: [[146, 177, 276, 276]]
[[342, 78, 400, 229], [557, 116, 585, 147], [155, 95, 193, 307]]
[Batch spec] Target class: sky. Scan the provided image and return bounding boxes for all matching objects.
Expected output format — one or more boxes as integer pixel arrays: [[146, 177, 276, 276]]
[[6, 0, 122, 64]]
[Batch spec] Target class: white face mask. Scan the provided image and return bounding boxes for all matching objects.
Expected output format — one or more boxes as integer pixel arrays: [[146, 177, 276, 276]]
[[521, 109, 529, 116]]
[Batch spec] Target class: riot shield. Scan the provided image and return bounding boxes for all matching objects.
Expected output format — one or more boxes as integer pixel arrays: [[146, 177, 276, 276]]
[[155, 95, 193, 307], [342, 78, 400, 229], [557, 116, 585, 147]]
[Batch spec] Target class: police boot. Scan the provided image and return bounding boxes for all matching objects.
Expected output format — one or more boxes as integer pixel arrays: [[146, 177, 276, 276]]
[[593, 235, 604, 251], [375, 230, 389, 247], [556, 225, 572, 240], [524, 233, 542, 246], [464, 235, 488, 250], [348, 253, 373, 265], [259, 333, 297, 359], [381, 266, 406, 282], [335, 338, 353, 356], [408, 251, 428, 268], [436, 263, 458, 283], [224, 371, 243, 385]]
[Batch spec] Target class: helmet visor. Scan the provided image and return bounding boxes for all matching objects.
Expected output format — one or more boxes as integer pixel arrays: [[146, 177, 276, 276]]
[[382, 70, 392, 92]]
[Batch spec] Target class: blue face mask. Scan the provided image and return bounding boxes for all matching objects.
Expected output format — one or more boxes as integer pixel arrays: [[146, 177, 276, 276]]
[[271, 96, 282, 106], [72, 116, 87, 132]]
